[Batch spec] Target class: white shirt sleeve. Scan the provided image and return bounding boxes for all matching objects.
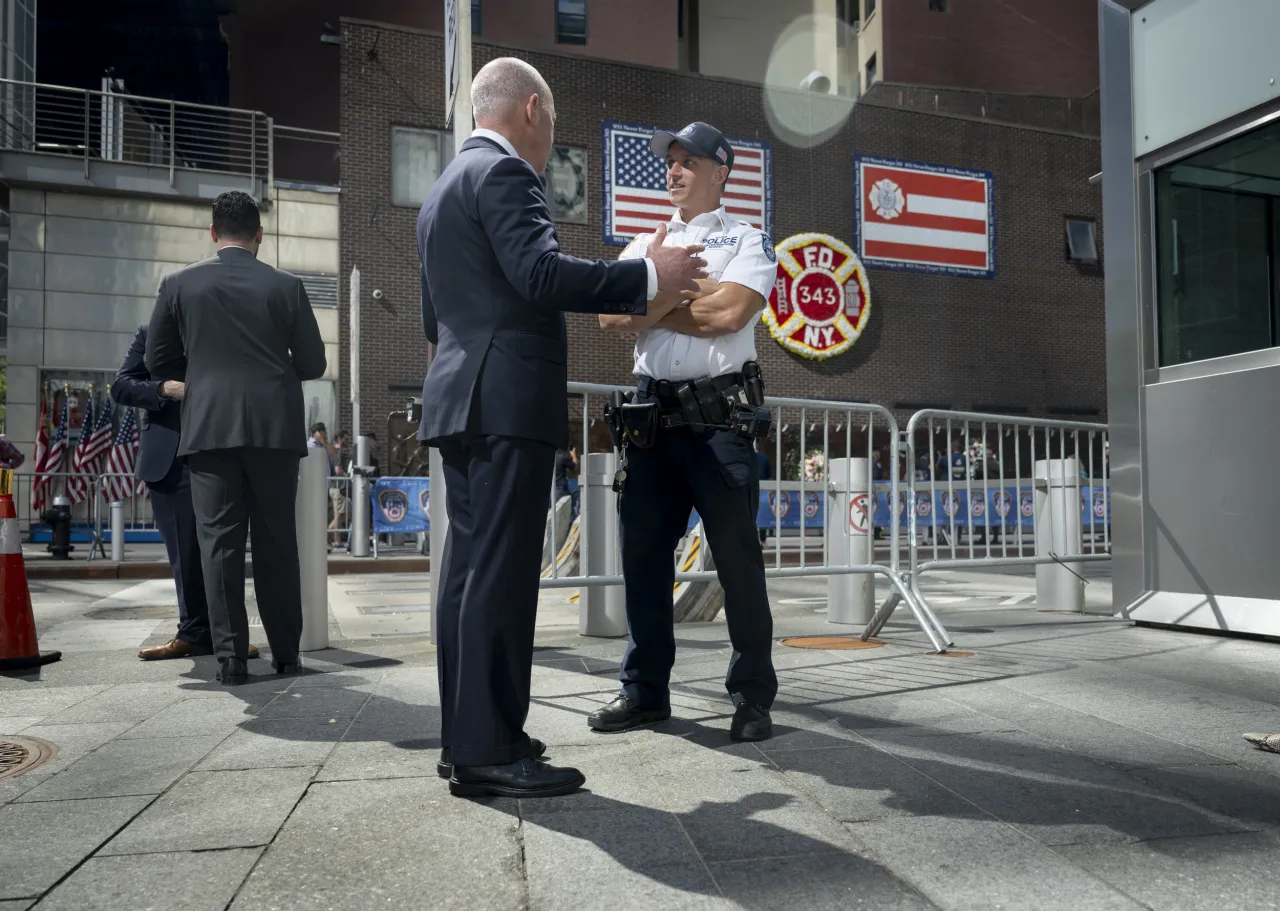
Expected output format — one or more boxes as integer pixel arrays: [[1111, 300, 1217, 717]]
[[618, 236, 658, 300], [718, 228, 779, 301]]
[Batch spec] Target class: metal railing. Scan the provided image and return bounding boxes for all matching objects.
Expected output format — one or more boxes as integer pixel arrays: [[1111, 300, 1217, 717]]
[[0, 77, 271, 187]]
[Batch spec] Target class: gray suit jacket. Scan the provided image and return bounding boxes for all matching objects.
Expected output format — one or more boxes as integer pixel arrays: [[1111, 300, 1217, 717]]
[[417, 136, 647, 448], [145, 246, 327, 457]]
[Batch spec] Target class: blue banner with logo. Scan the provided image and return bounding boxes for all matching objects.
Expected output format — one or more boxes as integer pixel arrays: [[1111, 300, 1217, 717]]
[[370, 477, 431, 534], [752, 485, 1110, 530]]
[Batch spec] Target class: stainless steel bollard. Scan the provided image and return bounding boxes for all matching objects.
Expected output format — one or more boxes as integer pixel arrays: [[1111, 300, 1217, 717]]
[[110, 501, 124, 562], [826, 457, 875, 624], [350, 435, 372, 557], [581, 452, 627, 637], [296, 446, 330, 650], [1035, 457, 1083, 613]]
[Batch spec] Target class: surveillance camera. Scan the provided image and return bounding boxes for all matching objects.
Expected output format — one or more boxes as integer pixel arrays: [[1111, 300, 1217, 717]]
[[799, 71, 831, 93], [371, 289, 385, 301]]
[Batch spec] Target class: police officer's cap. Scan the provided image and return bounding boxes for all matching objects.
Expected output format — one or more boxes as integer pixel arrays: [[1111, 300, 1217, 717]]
[[651, 122, 735, 172]]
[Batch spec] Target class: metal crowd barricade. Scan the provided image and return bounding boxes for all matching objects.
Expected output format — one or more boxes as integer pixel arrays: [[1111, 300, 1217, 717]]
[[544, 381, 954, 653], [87, 472, 157, 562], [861, 410, 1110, 641], [327, 475, 353, 551]]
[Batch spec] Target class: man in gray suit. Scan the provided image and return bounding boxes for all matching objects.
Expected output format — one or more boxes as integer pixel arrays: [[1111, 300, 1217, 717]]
[[419, 57, 707, 799], [146, 191, 327, 686]]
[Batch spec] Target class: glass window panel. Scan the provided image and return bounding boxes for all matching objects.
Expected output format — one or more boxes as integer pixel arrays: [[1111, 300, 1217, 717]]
[[1154, 120, 1280, 367], [390, 127, 454, 209], [556, 0, 587, 45]]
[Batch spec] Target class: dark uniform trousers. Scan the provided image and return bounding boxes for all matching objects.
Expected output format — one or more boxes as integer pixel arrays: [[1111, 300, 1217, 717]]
[[187, 448, 304, 663], [618, 393, 778, 710], [436, 434, 554, 768], [148, 460, 211, 647]]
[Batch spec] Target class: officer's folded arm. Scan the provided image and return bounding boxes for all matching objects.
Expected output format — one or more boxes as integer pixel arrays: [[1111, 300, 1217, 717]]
[[597, 290, 685, 333], [655, 280, 764, 339]]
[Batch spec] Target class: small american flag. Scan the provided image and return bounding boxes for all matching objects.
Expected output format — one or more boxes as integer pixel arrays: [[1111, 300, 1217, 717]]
[[854, 154, 995, 279], [33, 396, 69, 511], [104, 408, 140, 503], [30, 395, 50, 511], [602, 120, 773, 246], [67, 397, 113, 504]]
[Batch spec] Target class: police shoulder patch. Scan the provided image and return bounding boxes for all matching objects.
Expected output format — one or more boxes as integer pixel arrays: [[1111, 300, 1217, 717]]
[[760, 232, 777, 264]]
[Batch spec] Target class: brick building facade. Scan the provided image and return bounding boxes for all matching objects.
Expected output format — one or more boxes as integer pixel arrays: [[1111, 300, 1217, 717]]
[[338, 20, 1105, 461]]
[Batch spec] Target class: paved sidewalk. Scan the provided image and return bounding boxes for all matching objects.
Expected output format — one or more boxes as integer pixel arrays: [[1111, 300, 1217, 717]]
[[4, 571, 1280, 910]]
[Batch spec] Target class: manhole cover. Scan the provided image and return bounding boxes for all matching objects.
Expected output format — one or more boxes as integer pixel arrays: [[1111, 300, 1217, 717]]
[[926, 650, 976, 658], [0, 737, 57, 780], [780, 636, 886, 650]]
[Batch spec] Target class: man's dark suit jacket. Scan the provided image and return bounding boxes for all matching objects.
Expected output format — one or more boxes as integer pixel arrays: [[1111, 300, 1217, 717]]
[[145, 246, 327, 456], [111, 324, 182, 484], [417, 135, 648, 448]]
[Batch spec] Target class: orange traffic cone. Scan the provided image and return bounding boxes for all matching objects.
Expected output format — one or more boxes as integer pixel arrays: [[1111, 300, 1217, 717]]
[[0, 469, 60, 670]]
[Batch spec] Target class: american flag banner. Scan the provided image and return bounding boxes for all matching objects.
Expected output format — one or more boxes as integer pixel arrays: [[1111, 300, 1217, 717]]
[[33, 396, 69, 512], [854, 155, 995, 279], [602, 120, 773, 246], [104, 408, 140, 503], [30, 395, 50, 511], [67, 396, 113, 504]]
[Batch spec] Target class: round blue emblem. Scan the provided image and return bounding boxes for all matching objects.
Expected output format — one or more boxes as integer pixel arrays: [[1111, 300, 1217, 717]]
[[761, 233, 776, 264]]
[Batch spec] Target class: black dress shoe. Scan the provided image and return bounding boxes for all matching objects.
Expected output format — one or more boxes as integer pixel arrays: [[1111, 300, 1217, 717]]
[[272, 658, 300, 675], [450, 757, 585, 799], [730, 703, 773, 742], [218, 657, 249, 686], [437, 738, 546, 779], [588, 695, 671, 733]]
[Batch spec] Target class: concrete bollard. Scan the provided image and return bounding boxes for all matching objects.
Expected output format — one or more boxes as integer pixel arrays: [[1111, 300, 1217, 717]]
[[296, 446, 330, 651], [826, 457, 875, 625], [350, 435, 372, 557], [1034, 457, 1083, 613], [110, 501, 124, 563], [580, 452, 627, 637]]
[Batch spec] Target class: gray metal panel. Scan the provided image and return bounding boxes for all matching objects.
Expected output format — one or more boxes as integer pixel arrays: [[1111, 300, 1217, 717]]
[[6, 365, 39, 406], [1145, 363, 1280, 601], [0, 151, 266, 203], [1099, 0, 1146, 610], [43, 253, 176, 298], [10, 212, 44, 252], [1132, 0, 1280, 157], [5, 326, 41, 365], [45, 192, 211, 230], [8, 249, 42, 290], [44, 292, 155, 333], [277, 236, 339, 275], [42, 328, 134, 370], [273, 198, 339, 240], [9, 188, 43, 214], [5, 402, 36, 441], [43, 215, 213, 264], [7, 288, 43, 328]]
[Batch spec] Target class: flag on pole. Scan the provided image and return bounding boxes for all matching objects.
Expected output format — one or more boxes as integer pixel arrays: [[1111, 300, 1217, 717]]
[[67, 396, 113, 504], [854, 154, 995, 279], [602, 120, 773, 246], [31, 395, 50, 512], [33, 396, 69, 512], [104, 408, 140, 503]]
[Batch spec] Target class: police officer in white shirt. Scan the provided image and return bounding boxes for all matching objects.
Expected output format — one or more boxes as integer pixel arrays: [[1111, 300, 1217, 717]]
[[591, 121, 779, 742]]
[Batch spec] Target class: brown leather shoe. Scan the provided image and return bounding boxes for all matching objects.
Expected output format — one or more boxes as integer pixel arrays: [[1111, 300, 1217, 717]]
[[139, 639, 212, 661], [138, 640, 260, 660]]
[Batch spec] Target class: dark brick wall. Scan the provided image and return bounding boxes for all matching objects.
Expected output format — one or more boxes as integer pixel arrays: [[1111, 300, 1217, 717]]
[[339, 20, 1105, 443]]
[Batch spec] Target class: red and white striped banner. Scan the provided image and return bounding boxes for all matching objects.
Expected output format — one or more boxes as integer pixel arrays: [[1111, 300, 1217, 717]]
[[854, 155, 995, 278]]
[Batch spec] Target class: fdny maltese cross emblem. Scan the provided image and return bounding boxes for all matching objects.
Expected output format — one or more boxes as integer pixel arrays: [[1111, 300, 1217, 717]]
[[378, 488, 409, 523], [763, 233, 872, 360]]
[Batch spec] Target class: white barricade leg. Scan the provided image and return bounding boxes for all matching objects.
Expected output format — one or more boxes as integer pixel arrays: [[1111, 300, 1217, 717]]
[[1035, 457, 1083, 613], [296, 446, 330, 651], [581, 452, 627, 637], [826, 458, 875, 625], [110, 501, 124, 562]]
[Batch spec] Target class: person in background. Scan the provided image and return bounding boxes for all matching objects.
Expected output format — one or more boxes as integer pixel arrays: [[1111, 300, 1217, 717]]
[[0, 434, 24, 470], [552, 447, 577, 515], [330, 430, 352, 547]]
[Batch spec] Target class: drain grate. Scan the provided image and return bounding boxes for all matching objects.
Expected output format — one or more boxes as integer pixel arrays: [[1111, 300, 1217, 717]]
[[780, 636, 886, 650], [0, 737, 56, 780]]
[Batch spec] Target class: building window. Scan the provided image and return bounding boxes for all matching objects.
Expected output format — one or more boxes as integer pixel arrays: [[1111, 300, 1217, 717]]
[[471, 0, 481, 35], [389, 127, 454, 208], [556, 0, 587, 45], [864, 0, 876, 20], [1065, 218, 1099, 264], [1154, 118, 1280, 367], [865, 53, 877, 89], [929, 0, 948, 10]]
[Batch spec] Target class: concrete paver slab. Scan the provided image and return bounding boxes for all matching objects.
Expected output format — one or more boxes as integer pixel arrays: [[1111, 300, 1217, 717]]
[[16, 735, 227, 802], [36, 848, 263, 911]]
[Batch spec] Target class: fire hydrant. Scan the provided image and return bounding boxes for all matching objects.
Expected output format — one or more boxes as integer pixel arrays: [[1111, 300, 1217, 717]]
[[41, 495, 73, 559]]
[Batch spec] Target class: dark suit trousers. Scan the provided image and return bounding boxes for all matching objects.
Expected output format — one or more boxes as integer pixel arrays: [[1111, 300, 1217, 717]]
[[436, 434, 554, 767], [148, 461, 211, 646], [187, 448, 302, 663]]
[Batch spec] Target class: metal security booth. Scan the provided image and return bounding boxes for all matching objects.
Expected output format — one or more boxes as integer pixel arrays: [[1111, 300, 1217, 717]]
[[1101, 0, 1280, 633]]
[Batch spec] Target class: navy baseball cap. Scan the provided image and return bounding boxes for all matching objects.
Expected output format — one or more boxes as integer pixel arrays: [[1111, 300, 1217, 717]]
[[651, 122, 734, 171]]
